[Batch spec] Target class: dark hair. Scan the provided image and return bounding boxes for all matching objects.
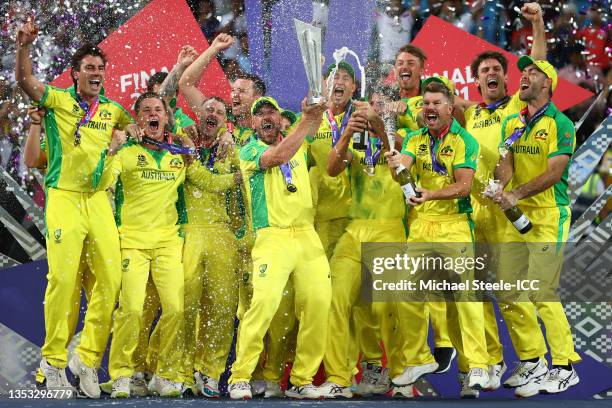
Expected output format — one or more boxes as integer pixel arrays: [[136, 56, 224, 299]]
[[470, 51, 508, 79], [368, 84, 399, 100], [396, 44, 428, 66], [71, 44, 107, 72], [147, 72, 169, 92], [423, 81, 454, 104], [134, 92, 168, 114], [235, 73, 266, 96]]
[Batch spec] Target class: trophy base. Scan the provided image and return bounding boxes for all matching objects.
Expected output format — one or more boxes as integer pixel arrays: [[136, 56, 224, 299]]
[[307, 96, 324, 105]]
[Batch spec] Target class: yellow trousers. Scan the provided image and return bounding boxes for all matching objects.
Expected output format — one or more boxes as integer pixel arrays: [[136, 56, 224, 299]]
[[109, 245, 185, 381], [43, 189, 121, 368], [406, 213, 488, 372], [229, 226, 331, 386], [497, 206, 581, 366]]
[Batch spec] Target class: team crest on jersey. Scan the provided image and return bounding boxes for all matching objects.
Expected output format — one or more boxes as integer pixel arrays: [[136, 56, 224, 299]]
[[72, 104, 81, 114], [137, 154, 148, 167], [417, 143, 428, 156], [169, 158, 183, 169], [415, 99, 423, 108], [53, 229, 61, 243], [122, 258, 130, 271], [534, 129, 548, 141], [258, 264, 267, 277], [99, 109, 112, 121], [440, 145, 454, 157]]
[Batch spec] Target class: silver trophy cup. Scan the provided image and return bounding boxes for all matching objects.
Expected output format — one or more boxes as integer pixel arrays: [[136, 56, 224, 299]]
[[294, 19, 323, 105]]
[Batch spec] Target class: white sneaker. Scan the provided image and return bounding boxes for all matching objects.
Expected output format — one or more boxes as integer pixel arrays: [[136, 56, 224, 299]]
[[195, 372, 220, 398], [467, 367, 489, 390], [539, 367, 579, 394], [131, 372, 149, 397], [39, 358, 76, 399], [458, 372, 479, 399], [391, 362, 438, 386], [317, 381, 353, 398], [229, 381, 252, 399], [285, 383, 320, 399], [487, 362, 507, 391], [391, 384, 416, 398], [264, 381, 283, 398], [503, 359, 548, 388], [110, 377, 130, 398], [147, 374, 182, 397], [515, 370, 548, 398], [68, 353, 100, 398], [357, 363, 391, 395], [250, 379, 265, 396]]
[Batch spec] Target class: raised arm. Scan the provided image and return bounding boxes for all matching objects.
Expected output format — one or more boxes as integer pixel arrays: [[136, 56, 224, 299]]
[[522, 2, 547, 60], [259, 99, 327, 170], [179, 34, 235, 114], [15, 20, 46, 102], [158, 45, 198, 105]]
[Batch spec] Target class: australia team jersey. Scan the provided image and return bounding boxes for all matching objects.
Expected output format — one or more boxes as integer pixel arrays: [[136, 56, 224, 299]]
[[39, 85, 133, 192], [401, 119, 479, 216], [464, 92, 525, 203], [240, 138, 313, 230], [172, 108, 195, 137], [397, 96, 423, 131], [347, 142, 406, 220], [185, 147, 240, 226], [500, 103, 575, 209], [95, 140, 187, 249]]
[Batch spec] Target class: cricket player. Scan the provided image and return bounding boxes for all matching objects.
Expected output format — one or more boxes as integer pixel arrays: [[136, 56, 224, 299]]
[[228, 96, 330, 400], [98, 92, 187, 398], [492, 56, 581, 397], [386, 81, 490, 393], [16, 20, 134, 398]]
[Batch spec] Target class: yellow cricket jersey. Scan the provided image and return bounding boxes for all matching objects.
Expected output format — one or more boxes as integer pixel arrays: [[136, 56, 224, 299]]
[[464, 92, 525, 203], [234, 126, 256, 147], [397, 96, 423, 131], [239, 138, 313, 230], [39, 85, 132, 192], [305, 111, 352, 222], [185, 147, 240, 226], [401, 119, 479, 216], [347, 143, 407, 220], [500, 103, 575, 209], [95, 140, 187, 249]]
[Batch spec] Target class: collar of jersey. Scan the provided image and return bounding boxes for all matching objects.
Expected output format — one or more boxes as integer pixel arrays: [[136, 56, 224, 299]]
[[67, 85, 109, 103]]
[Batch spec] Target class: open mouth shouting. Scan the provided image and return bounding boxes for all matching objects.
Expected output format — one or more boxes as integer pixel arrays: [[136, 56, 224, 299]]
[[147, 117, 161, 133], [205, 117, 218, 131], [89, 79, 102, 92], [398, 70, 412, 85], [332, 85, 346, 101], [486, 77, 499, 91], [425, 111, 439, 127]]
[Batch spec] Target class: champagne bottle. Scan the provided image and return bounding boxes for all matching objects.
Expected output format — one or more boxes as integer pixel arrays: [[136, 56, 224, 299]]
[[352, 129, 367, 150], [396, 163, 422, 199], [504, 206, 532, 234]]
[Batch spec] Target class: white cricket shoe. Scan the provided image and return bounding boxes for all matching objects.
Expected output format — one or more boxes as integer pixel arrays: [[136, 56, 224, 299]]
[[285, 383, 320, 399], [195, 372, 220, 398], [317, 381, 353, 398], [250, 379, 265, 396], [39, 358, 75, 399], [391, 384, 416, 398], [392, 362, 438, 386], [503, 359, 548, 388], [264, 381, 283, 398], [539, 367, 579, 394], [147, 374, 182, 397], [68, 353, 100, 398], [487, 362, 507, 391], [467, 367, 489, 390], [458, 372, 479, 399], [110, 377, 130, 398], [229, 381, 252, 399], [131, 372, 149, 397]]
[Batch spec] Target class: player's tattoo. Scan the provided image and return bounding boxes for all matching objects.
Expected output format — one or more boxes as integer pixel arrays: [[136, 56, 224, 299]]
[[159, 68, 181, 100]]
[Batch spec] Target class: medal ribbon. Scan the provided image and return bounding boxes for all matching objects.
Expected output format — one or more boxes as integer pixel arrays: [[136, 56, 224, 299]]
[[364, 137, 382, 169], [326, 101, 352, 147], [428, 124, 451, 176], [502, 102, 550, 151], [74, 94, 99, 145], [142, 134, 196, 155]]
